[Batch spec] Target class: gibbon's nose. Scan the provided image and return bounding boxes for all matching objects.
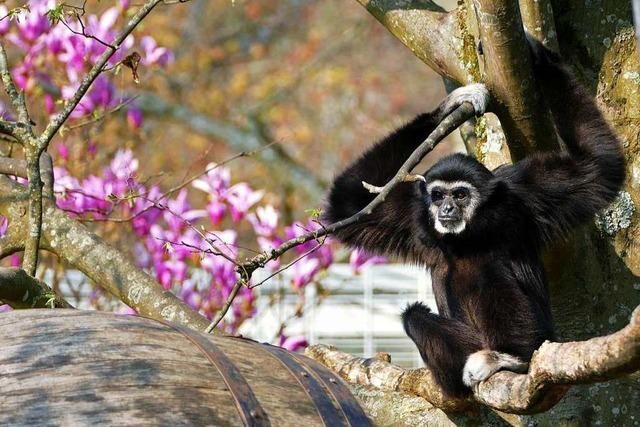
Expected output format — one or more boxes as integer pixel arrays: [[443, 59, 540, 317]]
[[440, 201, 458, 217]]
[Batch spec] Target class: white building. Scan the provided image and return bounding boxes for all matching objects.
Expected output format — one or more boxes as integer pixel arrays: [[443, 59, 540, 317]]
[[244, 264, 436, 368]]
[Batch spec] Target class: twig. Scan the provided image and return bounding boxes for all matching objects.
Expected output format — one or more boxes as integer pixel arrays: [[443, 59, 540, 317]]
[[204, 101, 479, 333], [66, 96, 139, 131]]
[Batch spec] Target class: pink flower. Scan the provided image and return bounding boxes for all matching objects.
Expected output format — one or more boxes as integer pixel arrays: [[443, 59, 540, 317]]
[[206, 200, 226, 225], [163, 189, 206, 233], [140, 36, 174, 66], [108, 149, 139, 181], [192, 164, 231, 195], [226, 183, 263, 222], [0, 216, 8, 237], [44, 94, 56, 115], [131, 186, 164, 236], [62, 75, 116, 118], [15, 0, 53, 41], [126, 107, 143, 129], [256, 236, 282, 271], [349, 248, 386, 274], [291, 257, 320, 289], [56, 142, 69, 162], [247, 205, 279, 236], [285, 220, 321, 254], [0, 7, 10, 35], [279, 334, 308, 352]]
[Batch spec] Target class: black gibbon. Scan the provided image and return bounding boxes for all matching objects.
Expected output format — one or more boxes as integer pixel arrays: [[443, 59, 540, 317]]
[[323, 45, 625, 397]]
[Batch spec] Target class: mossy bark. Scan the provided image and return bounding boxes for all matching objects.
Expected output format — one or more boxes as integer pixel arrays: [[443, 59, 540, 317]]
[[523, 1, 640, 425]]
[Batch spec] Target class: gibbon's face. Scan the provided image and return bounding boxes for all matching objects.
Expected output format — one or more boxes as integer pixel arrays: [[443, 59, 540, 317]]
[[426, 180, 481, 234]]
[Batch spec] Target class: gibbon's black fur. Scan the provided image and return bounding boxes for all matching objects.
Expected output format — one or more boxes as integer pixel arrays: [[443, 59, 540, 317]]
[[323, 46, 625, 397]]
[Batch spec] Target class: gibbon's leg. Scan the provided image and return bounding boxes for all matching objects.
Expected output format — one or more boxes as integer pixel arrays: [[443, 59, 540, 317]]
[[402, 302, 483, 397], [462, 349, 529, 388]]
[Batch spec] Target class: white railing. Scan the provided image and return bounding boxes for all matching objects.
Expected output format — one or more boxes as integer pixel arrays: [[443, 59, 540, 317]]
[[244, 264, 436, 368]]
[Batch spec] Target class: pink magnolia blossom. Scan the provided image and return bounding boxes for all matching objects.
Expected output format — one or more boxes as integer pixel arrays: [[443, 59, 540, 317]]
[[0, 7, 10, 35], [140, 35, 174, 66], [15, 0, 54, 41], [291, 257, 320, 289], [226, 183, 263, 222], [192, 164, 231, 194], [206, 201, 226, 225], [163, 189, 206, 233], [126, 107, 143, 129], [108, 149, 139, 181], [349, 248, 386, 274], [285, 220, 321, 254], [0, 216, 8, 237], [247, 205, 279, 236], [279, 334, 308, 352]]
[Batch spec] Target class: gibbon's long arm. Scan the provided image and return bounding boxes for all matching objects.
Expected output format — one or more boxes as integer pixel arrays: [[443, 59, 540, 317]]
[[497, 45, 625, 245], [323, 111, 439, 262], [324, 86, 488, 262]]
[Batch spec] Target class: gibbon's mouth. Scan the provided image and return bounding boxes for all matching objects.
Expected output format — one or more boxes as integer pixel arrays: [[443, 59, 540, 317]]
[[438, 215, 462, 223]]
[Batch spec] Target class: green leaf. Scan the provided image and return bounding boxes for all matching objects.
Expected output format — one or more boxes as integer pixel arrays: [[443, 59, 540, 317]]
[[305, 208, 323, 219]]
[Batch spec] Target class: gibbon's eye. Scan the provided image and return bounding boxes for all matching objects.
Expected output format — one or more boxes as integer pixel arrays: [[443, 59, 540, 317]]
[[430, 190, 444, 202], [452, 188, 469, 200]]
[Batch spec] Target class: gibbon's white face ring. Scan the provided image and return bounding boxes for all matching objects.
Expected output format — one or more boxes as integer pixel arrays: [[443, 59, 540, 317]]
[[426, 180, 480, 235]]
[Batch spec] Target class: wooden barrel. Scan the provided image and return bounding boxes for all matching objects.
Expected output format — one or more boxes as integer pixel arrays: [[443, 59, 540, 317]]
[[0, 310, 370, 426]]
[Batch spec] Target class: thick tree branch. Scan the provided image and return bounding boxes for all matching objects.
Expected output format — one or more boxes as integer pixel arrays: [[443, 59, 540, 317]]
[[354, 1, 473, 84], [518, 0, 559, 51], [307, 305, 640, 415], [0, 267, 72, 309], [0, 175, 211, 331], [22, 155, 44, 276], [467, 0, 557, 159], [206, 102, 480, 332], [0, 220, 25, 259]]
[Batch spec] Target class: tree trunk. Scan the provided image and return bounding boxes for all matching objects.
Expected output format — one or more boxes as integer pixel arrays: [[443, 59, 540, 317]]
[[526, 1, 640, 424], [346, 0, 640, 424]]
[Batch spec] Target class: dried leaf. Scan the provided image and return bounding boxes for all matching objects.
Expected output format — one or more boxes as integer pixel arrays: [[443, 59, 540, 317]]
[[122, 52, 142, 84]]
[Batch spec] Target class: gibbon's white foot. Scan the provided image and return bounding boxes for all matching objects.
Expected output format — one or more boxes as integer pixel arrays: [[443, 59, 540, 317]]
[[462, 349, 529, 387], [442, 83, 490, 117]]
